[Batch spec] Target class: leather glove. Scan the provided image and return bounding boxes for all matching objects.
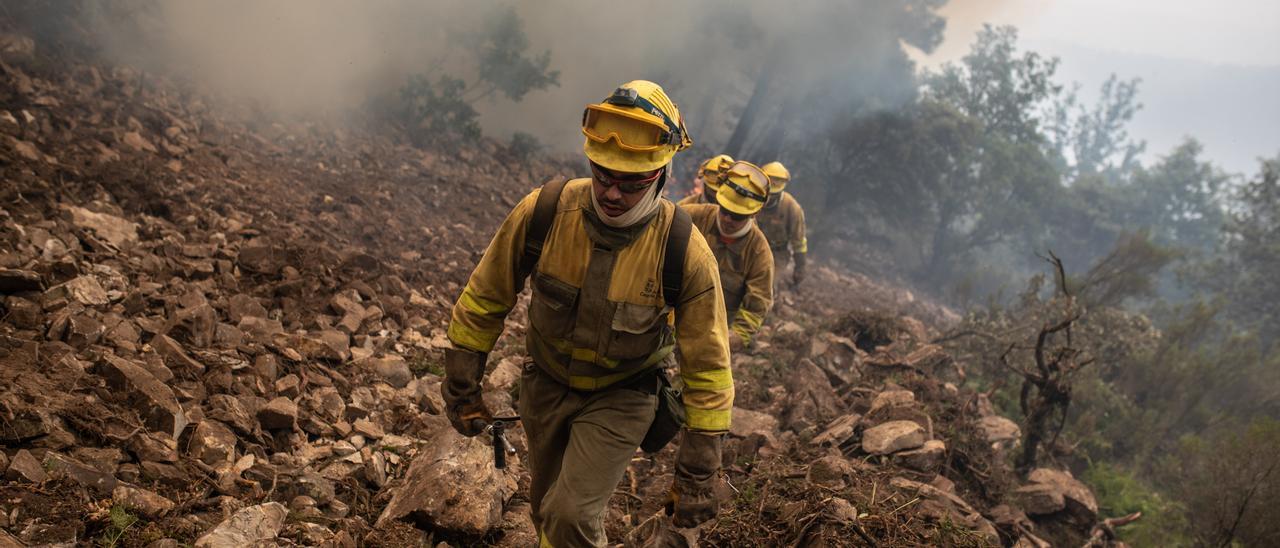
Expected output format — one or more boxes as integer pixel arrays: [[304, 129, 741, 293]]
[[441, 347, 492, 437], [667, 430, 723, 528], [792, 252, 806, 288]]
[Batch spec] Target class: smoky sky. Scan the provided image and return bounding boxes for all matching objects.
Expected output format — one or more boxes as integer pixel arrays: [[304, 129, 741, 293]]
[[74, 0, 1012, 157]]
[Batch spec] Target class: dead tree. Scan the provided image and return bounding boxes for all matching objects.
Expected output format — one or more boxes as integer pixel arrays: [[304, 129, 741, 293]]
[[1000, 252, 1095, 475]]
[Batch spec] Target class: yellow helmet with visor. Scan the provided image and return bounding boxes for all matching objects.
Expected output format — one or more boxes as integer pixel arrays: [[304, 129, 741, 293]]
[[716, 161, 770, 217], [582, 80, 692, 173]]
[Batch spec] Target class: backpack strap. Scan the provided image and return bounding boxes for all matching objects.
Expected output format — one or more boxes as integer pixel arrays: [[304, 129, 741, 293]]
[[519, 177, 568, 283], [662, 205, 692, 310]]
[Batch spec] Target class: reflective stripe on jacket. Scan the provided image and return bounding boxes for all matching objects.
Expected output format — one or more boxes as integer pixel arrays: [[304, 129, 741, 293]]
[[758, 191, 807, 256], [448, 179, 734, 431], [680, 203, 774, 345]]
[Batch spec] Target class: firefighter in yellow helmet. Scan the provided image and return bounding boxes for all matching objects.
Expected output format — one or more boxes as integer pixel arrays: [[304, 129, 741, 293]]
[[679, 161, 774, 350], [757, 161, 808, 288], [442, 80, 732, 546], [678, 154, 734, 207]]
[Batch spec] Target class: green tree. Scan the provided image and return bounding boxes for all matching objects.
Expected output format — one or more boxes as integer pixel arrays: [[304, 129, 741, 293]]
[[816, 99, 1057, 284], [1161, 419, 1280, 547], [1214, 153, 1280, 346], [923, 24, 1061, 145], [393, 5, 560, 146], [1045, 74, 1146, 183]]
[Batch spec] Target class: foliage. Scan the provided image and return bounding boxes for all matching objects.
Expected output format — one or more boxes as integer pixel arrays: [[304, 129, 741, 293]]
[[923, 25, 1061, 145], [394, 4, 559, 146], [815, 96, 1059, 286], [1210, 153, 1280, 346], [459, 5, 560, 104], [97, 505, 139, 548], [1159, 418, 1280, 547], [398, 75, 481, 146], [1044, 75, 1146, 183], [1082, 462, 1189, 546], [508, 131, 544, 160]]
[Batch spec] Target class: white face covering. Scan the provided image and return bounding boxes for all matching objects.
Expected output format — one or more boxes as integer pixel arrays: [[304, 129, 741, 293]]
[[589, 169, 665, 228], [716, 213, 754, 239]]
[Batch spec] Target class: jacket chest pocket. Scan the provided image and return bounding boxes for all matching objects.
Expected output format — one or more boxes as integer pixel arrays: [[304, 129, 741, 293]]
[[607, 302, 670, 360], [529, 272, 579, 340]]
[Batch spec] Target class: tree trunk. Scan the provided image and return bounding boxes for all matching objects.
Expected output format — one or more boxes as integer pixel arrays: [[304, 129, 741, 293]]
[[725, 53, 777, 159]]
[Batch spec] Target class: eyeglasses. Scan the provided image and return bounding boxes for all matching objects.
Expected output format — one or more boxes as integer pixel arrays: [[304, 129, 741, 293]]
[[590, 163, 662, 194], [721, 208, 751, 222]]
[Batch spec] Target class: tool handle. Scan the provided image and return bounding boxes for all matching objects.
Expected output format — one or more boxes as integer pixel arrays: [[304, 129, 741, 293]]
[[492, 421, 508, 469]]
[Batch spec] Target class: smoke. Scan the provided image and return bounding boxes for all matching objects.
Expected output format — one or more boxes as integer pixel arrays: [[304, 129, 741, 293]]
[[65, 1, 1015, 158]]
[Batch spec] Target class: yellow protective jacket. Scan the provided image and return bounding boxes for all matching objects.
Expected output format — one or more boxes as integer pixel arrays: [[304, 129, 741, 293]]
[[447, 179, 734, 431], [757, 191, 807, 259], [676, 192, 713, 207], [680, 203, 774, 345]]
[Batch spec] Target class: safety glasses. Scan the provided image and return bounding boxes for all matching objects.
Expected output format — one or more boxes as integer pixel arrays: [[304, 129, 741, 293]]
[[590, 162, 663, 194], [721, 208, 751, 222]]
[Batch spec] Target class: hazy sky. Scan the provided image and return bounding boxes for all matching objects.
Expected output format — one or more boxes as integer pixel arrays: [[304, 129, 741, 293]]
[[913, 0, 1280, 175], [926, 0, 1280, 67]]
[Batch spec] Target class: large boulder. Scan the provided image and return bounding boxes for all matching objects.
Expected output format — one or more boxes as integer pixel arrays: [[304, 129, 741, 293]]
[[375, 428, 518, 536]]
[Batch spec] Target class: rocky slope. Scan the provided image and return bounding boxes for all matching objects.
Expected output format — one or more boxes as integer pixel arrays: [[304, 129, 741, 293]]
[[0, 26, 1122, 548]]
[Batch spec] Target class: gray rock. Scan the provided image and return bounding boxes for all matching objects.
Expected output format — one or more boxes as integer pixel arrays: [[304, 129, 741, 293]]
[[979, 415, 1021, 446], [376, 428, 518, 535], [113, 483, 175, 517], [895, 439, 946, 472], [227, 294, 268, 323], [1023, 468, 1098, 520], [44, 452, 117, 495], [99, 354, 188, 440], [5, 449, 47, 483], [60, 205, 138, 249], [45, 275, 109, 306], [193, 502, 288, 548], [1014, 483, 1066, 515], [369, 356, 412, 389], [812, 414, 861, 446], [869, 389, 915, 413], [861, 420, 926, 455], [189, 420, 237, 467], [149, 333, 206, 374], [730, 407, 779, 442], [128, 432, 179, 463], [352, 418, 384, 439]]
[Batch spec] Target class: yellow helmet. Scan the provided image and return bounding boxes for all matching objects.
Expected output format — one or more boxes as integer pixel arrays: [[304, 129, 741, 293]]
[[716, 161, 770, 216], [582, 80, 692, 173], [698, 154, 734, 192], [761, 161, 791, 193]]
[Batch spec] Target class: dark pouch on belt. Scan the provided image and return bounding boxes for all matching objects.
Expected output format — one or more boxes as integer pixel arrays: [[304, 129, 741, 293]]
[[640, 372, 686, 453]]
